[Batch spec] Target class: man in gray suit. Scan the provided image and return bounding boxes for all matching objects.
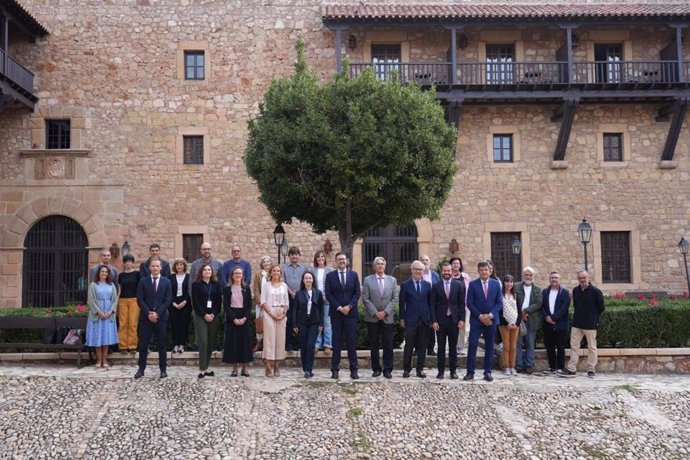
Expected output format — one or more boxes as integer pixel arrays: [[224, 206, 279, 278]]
[[363, 256, 399, 379], [515, 266, 542, 374]]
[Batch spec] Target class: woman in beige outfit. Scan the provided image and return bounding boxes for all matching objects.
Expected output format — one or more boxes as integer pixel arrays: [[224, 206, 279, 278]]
[[251, 256, 272, 352], [260, 265, 289, 377]]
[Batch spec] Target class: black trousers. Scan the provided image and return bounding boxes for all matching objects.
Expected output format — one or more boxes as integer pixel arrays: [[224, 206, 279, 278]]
[[138, 317, 168, 372], [169, 302, 192, 346], [366, 321, 393, 372], [285, 297, 298, 351], [403, 319, 428, 372], [543, 326, 566, 370], [331, 313, 358, 372], [436, 315, 459, 373]]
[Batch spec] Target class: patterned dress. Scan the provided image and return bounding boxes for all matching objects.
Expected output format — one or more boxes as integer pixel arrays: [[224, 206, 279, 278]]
[[86, 283, 119, 347]]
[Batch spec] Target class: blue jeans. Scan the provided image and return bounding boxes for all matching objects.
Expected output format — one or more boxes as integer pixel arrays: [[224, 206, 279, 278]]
[[516, 320, 538, 369], [315, 303, 332, 349]]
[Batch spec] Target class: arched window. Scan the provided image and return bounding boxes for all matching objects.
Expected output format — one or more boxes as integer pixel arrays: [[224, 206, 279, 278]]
[[362, 223, 418, 284], [22, 216, 88, 307]]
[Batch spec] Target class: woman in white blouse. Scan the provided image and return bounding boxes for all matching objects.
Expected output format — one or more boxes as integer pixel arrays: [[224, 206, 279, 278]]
[[498, 274, 522, 376], [260, 264, 289, 377]]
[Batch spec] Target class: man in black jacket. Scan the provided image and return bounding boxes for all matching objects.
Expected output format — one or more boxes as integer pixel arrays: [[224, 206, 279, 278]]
[[560, 270, 605, 378]]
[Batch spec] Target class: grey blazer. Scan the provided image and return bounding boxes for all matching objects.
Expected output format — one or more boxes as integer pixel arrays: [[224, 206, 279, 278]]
[[362, 274, 399, 324]]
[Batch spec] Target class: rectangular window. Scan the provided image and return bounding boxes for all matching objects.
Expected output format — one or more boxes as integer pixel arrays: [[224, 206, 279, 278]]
[[183, 135, 204, 164], [490, 232, 522, 280], [603, 133, 623, 161], [486, 44, 515, 84], [184, 51, 205, 80], [601, 231, 631, 283], [46, 120, 71, 149], [182, 234, 203, 265], [371, 44, 401, 81], [493, 134, 513, 162]]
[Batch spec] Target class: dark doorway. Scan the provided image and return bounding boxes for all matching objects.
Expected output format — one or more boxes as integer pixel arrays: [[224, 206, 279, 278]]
[[22, 216, 88, 307], [362, 223, 418, 284], [595, 43, 623, 83], [490, 232, 523, 281]]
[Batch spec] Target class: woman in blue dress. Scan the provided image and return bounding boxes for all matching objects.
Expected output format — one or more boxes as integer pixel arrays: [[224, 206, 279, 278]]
[[86, 265, 119, 368]]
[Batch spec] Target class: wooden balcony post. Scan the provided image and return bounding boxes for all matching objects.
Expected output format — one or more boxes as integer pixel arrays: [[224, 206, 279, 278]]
[[673, 25, 685, 83], [565, 25, 574, 84], [1, 12, 8, 73], [450, 26, 458, 85], [335, 27, 343, 73]]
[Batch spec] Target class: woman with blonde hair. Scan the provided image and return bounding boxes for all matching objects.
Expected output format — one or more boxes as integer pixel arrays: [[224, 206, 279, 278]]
[[260, 264, 289, 377], [251, 255, 272, 352]]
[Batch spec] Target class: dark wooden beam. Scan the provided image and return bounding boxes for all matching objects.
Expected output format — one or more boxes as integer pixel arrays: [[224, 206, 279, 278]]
[[656, 101, 679, 121], [552, 98, 579, 161], [446, 99, 463, 128], [660, 98, 688, 161]]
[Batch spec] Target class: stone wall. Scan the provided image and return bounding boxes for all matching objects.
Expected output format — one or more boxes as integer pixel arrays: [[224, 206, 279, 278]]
[[0, 0, 689, 307]]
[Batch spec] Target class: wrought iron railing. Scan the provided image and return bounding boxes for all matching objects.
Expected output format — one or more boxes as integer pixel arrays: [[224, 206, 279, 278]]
[[349, 60, 687, 86], [0, 49, 36, 95]]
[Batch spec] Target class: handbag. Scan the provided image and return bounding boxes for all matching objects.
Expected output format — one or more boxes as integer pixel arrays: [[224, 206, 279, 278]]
[[255, 316, 264, 335], [519, 322, 527, 337], [63, 329, 82, 346]]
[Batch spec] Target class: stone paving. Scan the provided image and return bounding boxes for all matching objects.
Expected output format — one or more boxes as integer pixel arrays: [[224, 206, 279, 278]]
[[0, 363, 688, 460]]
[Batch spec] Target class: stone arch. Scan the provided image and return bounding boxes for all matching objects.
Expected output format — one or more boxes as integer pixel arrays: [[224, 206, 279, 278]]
[[0, 196, 107, 248]]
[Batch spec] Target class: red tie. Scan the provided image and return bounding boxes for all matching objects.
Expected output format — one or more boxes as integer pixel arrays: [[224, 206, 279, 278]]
[[483, 281, 488, 299]]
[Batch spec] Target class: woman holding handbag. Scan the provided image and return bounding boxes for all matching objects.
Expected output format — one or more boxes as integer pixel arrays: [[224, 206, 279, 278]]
[[86, 265, 119, 369]]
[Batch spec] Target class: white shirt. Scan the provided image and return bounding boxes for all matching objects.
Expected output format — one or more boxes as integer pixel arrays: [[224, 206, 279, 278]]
[[522, 285, 532, 311], [306, 289, 313, 316], [548, 289, 558, 315], [176, 274, 185, 297]]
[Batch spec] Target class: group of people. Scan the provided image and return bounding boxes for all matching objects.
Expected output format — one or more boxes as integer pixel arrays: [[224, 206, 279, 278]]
[[84, 241, 605, 381]]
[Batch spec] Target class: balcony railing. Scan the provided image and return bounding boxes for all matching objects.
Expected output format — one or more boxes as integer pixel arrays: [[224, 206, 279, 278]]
[[0, 49, 36, 96], [350, 60, 687, 87]]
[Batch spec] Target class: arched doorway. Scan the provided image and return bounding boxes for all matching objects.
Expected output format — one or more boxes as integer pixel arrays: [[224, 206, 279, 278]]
[[22, 216, 88, 307], [362, 223, 418, 284]]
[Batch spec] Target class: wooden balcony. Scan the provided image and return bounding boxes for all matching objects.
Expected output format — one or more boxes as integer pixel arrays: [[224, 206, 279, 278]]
[[0, 48, 38, 109], [349, 60, 689, 102]]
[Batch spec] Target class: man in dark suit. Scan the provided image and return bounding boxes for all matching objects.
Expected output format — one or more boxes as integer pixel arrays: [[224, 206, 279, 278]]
[[464, 260, 503, 382], [139, 243, 171, 277], [541, 271, 571, 374], [134, 257, 172, 379], [399, 260, 432, 378], [325, 252, 361, 380], [430, 263, 466, 379]]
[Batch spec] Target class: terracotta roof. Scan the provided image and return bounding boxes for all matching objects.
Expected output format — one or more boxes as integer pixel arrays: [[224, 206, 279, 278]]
[[322, 3, 690, 22], [0, 0, 49, 36]]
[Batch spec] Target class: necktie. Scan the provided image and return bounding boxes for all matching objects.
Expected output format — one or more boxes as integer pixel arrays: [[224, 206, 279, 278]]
[[340, 271, 346, 286], [445, 282, 450, 299], [416, 281, 420, 294], [378, 277, 385, 297], [152, 277, 158, 292], [483, 280, 488, 299]]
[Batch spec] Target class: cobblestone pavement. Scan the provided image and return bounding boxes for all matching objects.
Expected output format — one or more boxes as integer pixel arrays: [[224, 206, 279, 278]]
[[0, 364, 688, 460]]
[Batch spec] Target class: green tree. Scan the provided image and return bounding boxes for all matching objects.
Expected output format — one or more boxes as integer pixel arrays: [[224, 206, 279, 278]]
[[245, 39, 457, 257]]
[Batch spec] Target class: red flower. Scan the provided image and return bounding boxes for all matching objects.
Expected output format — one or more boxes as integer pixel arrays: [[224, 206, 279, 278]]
[[637, 293, 646, 300], [649, 300, 658, 307], [76, 304, 86, 312], [614, 292, 625, 299]]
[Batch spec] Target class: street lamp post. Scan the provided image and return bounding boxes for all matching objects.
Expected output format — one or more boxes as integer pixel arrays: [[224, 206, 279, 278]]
[[679, 237, 690, 294], [512, 237, 522, 279], [281, 239, 289, 264], [273, 224, 285, 265], [577, 218, 593, 272]]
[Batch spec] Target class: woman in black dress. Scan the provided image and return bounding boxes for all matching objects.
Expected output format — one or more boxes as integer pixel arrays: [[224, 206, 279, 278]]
[[169, 258, 192, 355], [222, 267, 253, 376]]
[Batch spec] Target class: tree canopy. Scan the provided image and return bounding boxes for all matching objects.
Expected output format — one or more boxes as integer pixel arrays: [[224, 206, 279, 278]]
[[245, 39, 457, 257]]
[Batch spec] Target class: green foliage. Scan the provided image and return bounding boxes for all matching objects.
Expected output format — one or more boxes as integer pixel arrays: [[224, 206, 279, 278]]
[[596, 301, 690, 347], [0, 306, 88, 318], [245, 38, 457, 255]]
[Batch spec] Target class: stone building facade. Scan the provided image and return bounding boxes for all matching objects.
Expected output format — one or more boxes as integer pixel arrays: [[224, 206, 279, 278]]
[[0, 0, 689, 307]]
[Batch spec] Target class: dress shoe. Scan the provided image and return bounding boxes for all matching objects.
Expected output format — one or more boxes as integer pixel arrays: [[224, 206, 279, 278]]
[[383, 370, 392, 379], [372, 370, 382, 378], [197, 373, 205, 379], [525, 367, 534, 375], [402, 371, 410, 378], [309, 371, 314, 378], [436, 372, 444, 380], [204, 371, 215, 377], [331, 370, 339, 379], [160, 371, 168, 379], [134, 370, 145, 380], [416, 371, 427, 379], [304, 372, 311, 378], [463, 373, 474, 381], [483, 373, 493, 382], [450, 372, 459, 380], [350, 372, 360, 380]]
